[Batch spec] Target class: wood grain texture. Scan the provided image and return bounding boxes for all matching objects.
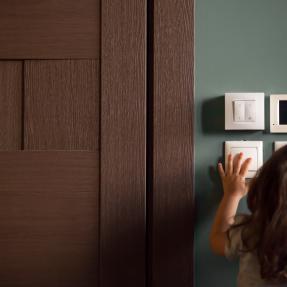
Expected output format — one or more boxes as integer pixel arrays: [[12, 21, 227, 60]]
[[0, 151, 99, 287], [0, 0, 99, 59], [0, 61, 22, 150], [151, 1, 194, 286], [24, 60, 99, 150], [101, 1, 146, 286]]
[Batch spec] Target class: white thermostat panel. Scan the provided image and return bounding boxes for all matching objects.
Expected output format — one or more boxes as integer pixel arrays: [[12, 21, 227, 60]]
[[225, 93, 265, 130], [270, 94, 287, 133], [225, 141, 263, 178], [274, 141, 287, 151]]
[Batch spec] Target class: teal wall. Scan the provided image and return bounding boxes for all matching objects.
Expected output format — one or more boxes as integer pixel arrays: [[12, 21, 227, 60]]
[[195, 0, 287, 286]]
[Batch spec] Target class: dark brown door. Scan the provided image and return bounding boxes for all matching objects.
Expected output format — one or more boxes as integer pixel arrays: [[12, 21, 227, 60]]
[[0, 1, 146, 287], [0, 0, 101, 284], [0, 1, 193, 287]]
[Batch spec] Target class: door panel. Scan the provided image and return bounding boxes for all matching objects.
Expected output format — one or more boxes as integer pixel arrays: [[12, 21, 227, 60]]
[[150, 0, 194, 286], [0, 151, 99, 287], [101, 1, 146, 286], [0, 0, 100, 59], [0, 1, 101, 285], [24, 60, 99, 150], [0, 61, 23, 150]]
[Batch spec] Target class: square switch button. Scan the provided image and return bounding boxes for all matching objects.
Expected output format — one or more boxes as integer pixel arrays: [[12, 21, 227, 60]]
[[225, 141, 263, 178], [230, 147, 257, 171]]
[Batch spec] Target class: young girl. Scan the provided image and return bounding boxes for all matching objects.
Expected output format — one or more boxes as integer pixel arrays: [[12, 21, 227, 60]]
[[210, 146, 287, 286]]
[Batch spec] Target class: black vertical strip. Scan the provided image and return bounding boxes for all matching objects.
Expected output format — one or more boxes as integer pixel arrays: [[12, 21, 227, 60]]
[[146, 0, 154, 286], [21, 60, 25, 150]]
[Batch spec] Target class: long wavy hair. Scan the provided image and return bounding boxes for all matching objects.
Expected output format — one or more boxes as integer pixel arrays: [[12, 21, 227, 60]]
[[230, 145, 287, 284]]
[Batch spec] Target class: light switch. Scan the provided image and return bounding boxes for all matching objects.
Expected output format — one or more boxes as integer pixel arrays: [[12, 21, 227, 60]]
[[233, 101, 245, 122], [230, 147, 257, 171], [225, 141, 263, 178], [233, 100, 256, 122], [244, 100, 256, 122], [225, 93, 264, 130]]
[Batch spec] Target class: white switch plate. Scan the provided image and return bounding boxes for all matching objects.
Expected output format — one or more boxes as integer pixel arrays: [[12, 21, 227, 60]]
[[225, 93, 265, 130], [274, 141, 287, 151], [225, 141, 263, 178]]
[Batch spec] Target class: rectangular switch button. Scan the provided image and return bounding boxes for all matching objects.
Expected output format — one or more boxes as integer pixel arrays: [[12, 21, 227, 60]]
[[230, 147, 258, 171], [244, 100, 256, 122], [233, 101, 245, 122]]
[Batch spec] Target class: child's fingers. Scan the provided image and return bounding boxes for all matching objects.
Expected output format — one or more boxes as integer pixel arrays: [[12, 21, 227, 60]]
[[239, 158, 252, 177], [227, 153, 233, 175], [218, 163, 225, 179], [233, 153, 243, 174]]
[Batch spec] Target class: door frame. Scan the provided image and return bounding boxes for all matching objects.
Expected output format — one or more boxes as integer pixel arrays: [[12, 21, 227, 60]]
[[100, 1, 147, 287], [148, 0, 194, 286], [101, 0, 194, 286]]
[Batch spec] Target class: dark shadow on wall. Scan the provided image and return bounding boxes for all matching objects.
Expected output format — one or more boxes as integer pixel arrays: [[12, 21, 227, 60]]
[[195, 157, 223, 228], [201, 96, 225, 134]]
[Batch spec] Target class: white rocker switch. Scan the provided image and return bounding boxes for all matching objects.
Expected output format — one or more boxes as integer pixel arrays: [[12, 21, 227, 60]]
[[233, 101, 245, 122], [225, 141, 263, 178], [233, 100, 256, 122], [230, 147, 258, 171], [244, 100, 256, 122]]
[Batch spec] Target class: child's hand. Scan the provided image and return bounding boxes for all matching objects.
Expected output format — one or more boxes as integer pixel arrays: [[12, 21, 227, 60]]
[[218, 153, 252, 199]]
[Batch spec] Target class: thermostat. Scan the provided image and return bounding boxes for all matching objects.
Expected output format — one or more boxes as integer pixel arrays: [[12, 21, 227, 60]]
[[270, 94, 287, 133]]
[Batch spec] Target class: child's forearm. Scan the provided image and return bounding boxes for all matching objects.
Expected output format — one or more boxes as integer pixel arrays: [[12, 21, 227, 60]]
[[209, 194, 241, 255], [211, 194, 241, 235]]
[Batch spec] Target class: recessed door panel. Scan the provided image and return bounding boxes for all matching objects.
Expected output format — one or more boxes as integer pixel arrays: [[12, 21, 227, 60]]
[[0, 151, 99, 287]]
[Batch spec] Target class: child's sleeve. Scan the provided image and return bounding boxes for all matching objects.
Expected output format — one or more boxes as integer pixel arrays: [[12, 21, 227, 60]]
[[224, 215, 245, 260]]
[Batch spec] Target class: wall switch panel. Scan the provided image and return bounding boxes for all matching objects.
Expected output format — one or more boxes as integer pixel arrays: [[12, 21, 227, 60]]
[[225, 141, 263, 178], [225, 93, 264, 130], [274, 141, 287, 151]]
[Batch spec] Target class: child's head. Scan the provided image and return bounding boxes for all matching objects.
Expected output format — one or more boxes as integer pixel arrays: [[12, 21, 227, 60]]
[[239, 145, 287, 283], [248, 144, 287, 219]]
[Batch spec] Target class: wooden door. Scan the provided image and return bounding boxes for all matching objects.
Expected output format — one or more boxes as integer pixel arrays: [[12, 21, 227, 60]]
[[0, 1, 146, 287], [0, 1, 194, 286]]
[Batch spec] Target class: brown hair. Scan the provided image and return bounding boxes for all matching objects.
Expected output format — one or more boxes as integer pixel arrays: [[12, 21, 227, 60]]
[[231, 145, 287, 284]]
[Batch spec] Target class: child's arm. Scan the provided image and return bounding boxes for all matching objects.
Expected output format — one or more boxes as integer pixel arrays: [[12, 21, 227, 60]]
[[209, 153, 252, 256]]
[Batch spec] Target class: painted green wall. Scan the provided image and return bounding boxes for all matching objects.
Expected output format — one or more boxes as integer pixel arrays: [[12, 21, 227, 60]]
[[195, 0, 287, 286]]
